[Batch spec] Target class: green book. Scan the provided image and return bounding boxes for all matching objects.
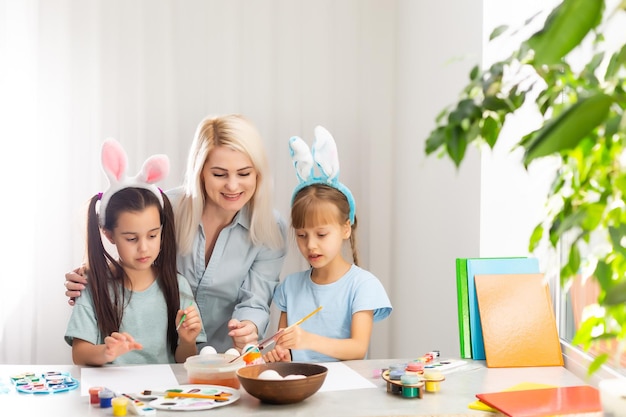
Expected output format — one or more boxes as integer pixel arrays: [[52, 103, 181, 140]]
[[456, 258, 472, 359]]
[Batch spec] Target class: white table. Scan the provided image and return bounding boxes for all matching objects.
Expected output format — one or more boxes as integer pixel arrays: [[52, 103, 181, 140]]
[[0, 359, 591, 416]]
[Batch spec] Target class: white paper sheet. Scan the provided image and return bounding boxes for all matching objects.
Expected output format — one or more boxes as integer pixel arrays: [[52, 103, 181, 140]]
[[80, 364, 178, 396], [317, 362, 377, 392]]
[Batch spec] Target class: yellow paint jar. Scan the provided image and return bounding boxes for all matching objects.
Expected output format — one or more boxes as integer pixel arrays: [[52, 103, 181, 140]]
[[423, 371, 445, 393], [111, 396, 129, 416]]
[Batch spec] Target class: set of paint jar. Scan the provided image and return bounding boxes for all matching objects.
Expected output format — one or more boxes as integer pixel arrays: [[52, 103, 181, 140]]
[[387, 363, 423, 398], [383, 362, 445, 399], [89, 387, 129, 416]]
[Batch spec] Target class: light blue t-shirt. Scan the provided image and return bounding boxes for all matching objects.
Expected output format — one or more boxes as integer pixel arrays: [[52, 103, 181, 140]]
[[65, 274, 207, 364], [170, 188, 288, 353], [273, 264, 392, 362]]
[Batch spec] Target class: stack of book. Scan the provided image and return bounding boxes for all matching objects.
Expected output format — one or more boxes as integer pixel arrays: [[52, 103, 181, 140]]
[[455, 257, 563, 367]]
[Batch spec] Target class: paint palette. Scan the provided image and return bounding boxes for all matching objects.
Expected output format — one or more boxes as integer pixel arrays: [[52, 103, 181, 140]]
[[148, 385, 240, 411], [11, 371, 79, 394]]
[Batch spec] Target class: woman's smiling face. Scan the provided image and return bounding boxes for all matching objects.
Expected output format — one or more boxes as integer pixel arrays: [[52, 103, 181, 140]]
[[202, 145, 257, 215]]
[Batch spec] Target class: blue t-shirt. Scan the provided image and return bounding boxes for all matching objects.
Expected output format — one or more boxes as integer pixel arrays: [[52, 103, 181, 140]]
[[65, 274, 206, 364], [273, 264, 392, 362]]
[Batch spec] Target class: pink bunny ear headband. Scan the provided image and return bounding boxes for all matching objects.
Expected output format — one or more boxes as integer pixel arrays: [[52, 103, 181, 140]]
[[288, 125, 356, 225], [98, 138, 170, 227]]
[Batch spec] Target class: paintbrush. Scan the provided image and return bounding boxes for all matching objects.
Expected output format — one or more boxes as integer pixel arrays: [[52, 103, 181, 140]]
[[176, 301, 194, 331], [228, 306, 323, 363], [141, 390, 232, 401]]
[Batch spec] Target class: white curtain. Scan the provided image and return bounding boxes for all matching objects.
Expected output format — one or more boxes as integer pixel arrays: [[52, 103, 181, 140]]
[[0, 0, 404, 364], [2, 0, 505, 365]]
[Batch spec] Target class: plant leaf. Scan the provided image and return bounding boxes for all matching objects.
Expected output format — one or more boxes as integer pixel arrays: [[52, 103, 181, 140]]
[[445, 125, 467, 167], [605, 44, 626, 81], [587, 353, 609, 375], [522, 93, 613, 165], [604, 281, 626, 306], [489, 25, 509, 41], [481, 115, 500, 148], [425, 126, 446, 155], [526, 0, 603, 66]]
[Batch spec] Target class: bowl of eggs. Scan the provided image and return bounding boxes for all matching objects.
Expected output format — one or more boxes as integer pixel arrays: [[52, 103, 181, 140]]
[[236, 362, 328, 404]]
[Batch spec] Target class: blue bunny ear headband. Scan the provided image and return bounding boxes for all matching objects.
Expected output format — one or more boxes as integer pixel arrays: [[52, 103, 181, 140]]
[[98, 138, 170, 227], [288, 125, 356, 225]]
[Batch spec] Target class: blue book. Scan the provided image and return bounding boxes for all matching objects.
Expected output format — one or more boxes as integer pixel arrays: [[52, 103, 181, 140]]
[[466, 257, 540, 360]]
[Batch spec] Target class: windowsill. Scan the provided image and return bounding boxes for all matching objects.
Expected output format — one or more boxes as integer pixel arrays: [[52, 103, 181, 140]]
[[561, 340, 626, 388]]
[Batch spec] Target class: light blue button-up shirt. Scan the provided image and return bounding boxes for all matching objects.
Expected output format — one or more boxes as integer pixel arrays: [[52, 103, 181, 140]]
[[175, 201, 287, 352]]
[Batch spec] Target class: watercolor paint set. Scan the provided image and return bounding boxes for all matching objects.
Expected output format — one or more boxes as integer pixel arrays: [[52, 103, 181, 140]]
[[10, 371, 79, 394]]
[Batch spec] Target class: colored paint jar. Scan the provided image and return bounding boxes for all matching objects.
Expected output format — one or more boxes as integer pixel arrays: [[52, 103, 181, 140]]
[[423, 371, 444, 393], [401, 374, 421, 398], [112, 396, 129, 416], [406, 361, 424, 373], [89, 386, 103, 405], [425, 379, 442, 392], [389, 363, 406, 372], [402, 385, 419, 398], [98, 389, 114, 408]]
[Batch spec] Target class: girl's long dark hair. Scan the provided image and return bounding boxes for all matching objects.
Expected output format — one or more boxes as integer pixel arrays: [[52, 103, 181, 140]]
[[85, 187, 180, 356]]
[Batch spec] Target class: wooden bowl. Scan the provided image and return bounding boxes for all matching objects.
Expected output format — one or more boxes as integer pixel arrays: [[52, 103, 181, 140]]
[[236, 362, 328, 404]]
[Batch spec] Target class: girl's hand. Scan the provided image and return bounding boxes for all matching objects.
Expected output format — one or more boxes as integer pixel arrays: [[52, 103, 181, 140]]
[[227, 319, 258, 351], [103, 332, 142, 362], [275, 325, 309, 350], [176, 305, 202, 343], [263, 345, 292, 363]]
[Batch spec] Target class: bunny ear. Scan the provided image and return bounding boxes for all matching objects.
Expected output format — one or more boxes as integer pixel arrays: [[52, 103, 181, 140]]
[[101, 138, 128, 182], [97, 139, 169, 227], [139, 154, 170, 184], [289, 136, 314, 183], [312, 125, 340, 181], [288, 125, 356, 225]]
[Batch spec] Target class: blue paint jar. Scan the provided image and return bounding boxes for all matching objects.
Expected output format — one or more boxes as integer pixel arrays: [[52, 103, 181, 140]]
[[98, 388, 114, 408]]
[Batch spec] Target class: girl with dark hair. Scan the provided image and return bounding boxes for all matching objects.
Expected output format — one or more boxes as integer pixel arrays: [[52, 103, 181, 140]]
[[65, 139, 206, 365]]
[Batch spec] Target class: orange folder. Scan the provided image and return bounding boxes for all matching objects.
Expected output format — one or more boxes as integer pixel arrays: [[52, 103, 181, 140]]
[[474, 273, 563, 367], [476, 385, 601, 417]]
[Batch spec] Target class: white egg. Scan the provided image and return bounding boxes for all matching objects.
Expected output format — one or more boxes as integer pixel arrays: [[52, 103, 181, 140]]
[[224, 348, 239, 357], [283, 374, 306, 380], [258, 370, 283, 380], [199, 346, 217, 355]]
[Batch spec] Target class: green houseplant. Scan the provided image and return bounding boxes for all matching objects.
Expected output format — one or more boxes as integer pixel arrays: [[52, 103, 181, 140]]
[[425, 0, 626, 375]]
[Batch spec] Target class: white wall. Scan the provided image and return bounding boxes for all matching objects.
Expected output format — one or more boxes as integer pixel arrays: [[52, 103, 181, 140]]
[[3, 0, 561, 364], [390, 0, 482, 358]]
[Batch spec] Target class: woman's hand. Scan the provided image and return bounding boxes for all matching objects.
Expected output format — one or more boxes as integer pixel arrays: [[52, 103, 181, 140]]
[[65, 266, 87, 306], [227, 319, 258, 351]]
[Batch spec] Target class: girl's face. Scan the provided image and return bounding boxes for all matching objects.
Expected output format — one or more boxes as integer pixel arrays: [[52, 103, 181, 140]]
[[104, 205, 162, 274], [295, 206, 351, 271], [202, 146, 257, 215]]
